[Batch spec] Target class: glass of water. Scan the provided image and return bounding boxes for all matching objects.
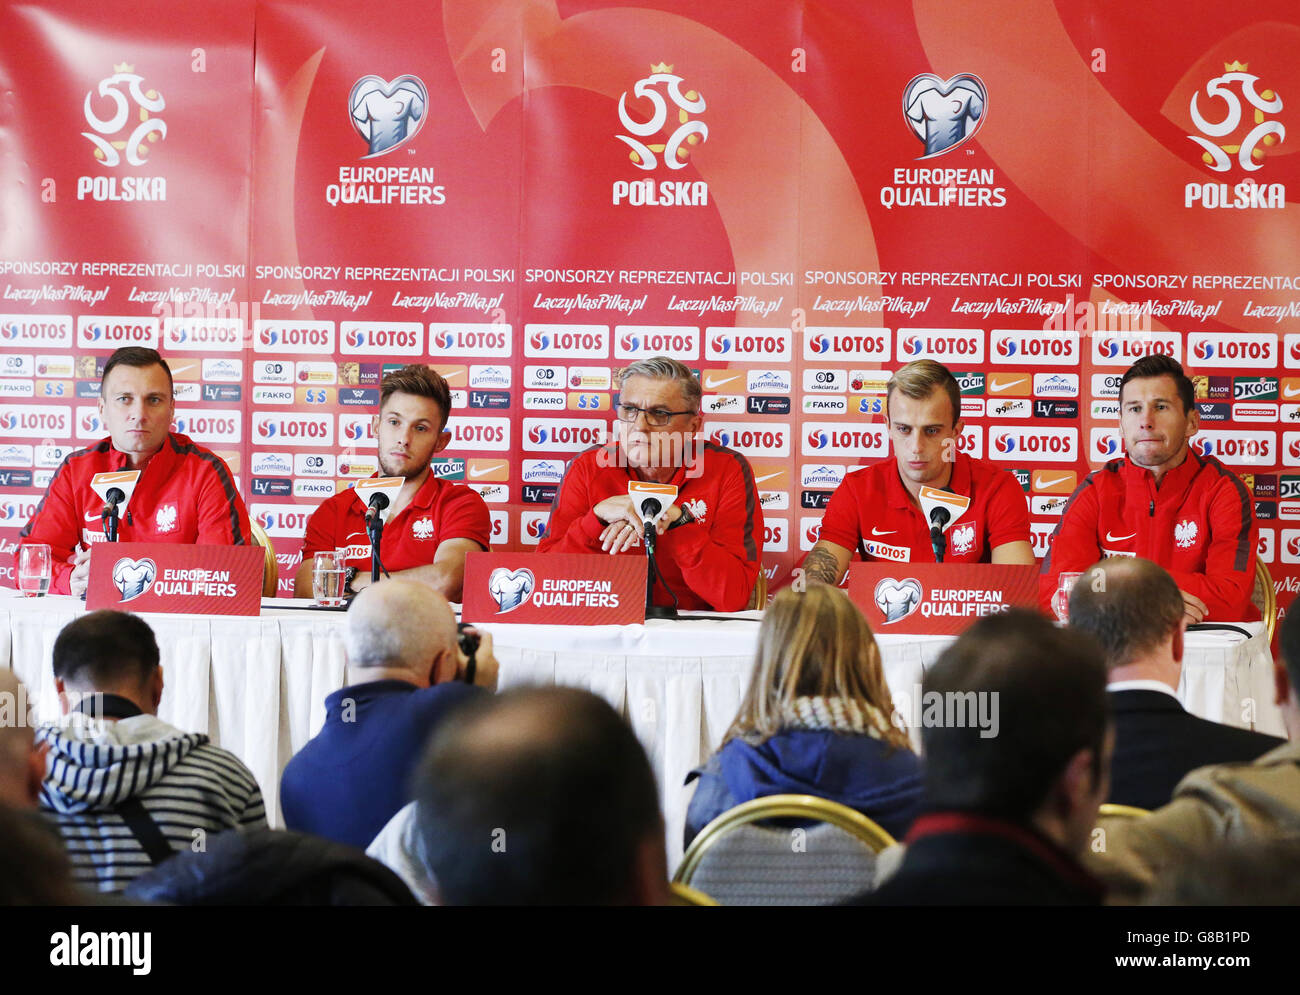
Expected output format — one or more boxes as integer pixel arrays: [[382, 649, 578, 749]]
[[312, 551, 345, 607], [18, 544, 51, 598], [1051, 572, 1083, 623]]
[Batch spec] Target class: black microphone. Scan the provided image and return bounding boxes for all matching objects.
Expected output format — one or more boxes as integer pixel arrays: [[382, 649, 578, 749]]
[[929, 505, 950, 564], [639, 497, 662, 522], [364, 491, 390, 526], [102, 486, 126, 542]]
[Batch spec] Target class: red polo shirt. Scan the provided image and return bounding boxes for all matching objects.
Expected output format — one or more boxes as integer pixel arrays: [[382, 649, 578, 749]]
[[300, 472, 490, 575], [18, 433, 250, 595], [1040, 451, 1258, 621], [537, 442, 763, 612], [817, 452, 1030, 563]]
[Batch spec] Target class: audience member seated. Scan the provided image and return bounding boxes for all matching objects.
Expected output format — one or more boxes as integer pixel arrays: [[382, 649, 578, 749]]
[[280, 579, 498, 849], [684, 585, 923, 847], [1142, 838, 1300, 906], [856, 609, 1111, 905], [0, 668, 44, 809], [1088, 605, 1300, 902], [38, 611, 266, 893], [1069, 557, 1281, 810], [410, 685, 669, 905], [124, 828, 420, 906]]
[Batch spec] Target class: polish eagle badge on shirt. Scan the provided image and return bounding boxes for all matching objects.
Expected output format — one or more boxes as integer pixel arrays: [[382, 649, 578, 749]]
[[950, 523, 975, 555], [155, 504, 178, 534], [1174, 519, 1199, 549], [411, 517, 434, 540]]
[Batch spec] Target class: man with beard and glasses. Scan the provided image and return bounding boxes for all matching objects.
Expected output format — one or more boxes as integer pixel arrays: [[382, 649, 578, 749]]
[[294, 365, 490, 602]]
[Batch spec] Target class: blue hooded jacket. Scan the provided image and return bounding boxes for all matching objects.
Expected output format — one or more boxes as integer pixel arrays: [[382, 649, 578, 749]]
[[684, 729, 924, 848]]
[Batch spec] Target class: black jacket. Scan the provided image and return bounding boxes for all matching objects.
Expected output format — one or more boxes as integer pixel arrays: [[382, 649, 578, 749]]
[[852, 812, 1105, 906], [1108, 688, 1283, 811], [124, 828, 419, 906]]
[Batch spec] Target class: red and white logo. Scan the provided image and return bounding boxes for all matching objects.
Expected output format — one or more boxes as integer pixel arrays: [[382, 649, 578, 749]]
[[990, 427, 1078, 463], [254, 321, 336, 354], [1091, 332, 1182, 366], [0, 404, 72, 439], [707, 423, 791, 457], [451, 416, 511, 452], [162, 318, 243, 353], [155, 503, 178, 534], [706, 328, 792, 362], [524, 325, 610, 359], [340, 321, 424, 356], [802, 329, 890, 362], [1187, 333, 1278, 369], [614, 326, 700, 360], [520, 511, 550, 546], [524, 418, 607, 452], [77, 316, 160, 350], [801, 423, 886, 458], [1191, 430, 1275, 467], [0, 316, 73, 349], [950, 523, 975, 555], [171, 409, 241, 444], [252, 412, 334, 448], [991, 330, 1080, 366], [412, 517, 434, 540], [762, 518, 789, 553], [896, 329, 984, 363], [430, 324, 512, 358]]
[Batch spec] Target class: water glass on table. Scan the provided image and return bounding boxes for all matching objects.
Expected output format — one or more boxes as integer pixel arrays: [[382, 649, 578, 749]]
[[18, 544, 51, 598], [1051, 571, 1083, 623], [312, 550, 346, 607]]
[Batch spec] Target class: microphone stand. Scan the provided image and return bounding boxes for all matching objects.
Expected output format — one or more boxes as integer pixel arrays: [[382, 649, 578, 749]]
[[102, 487, 125, 542], [930, 527, 946, 563], [367, 511, 387, 585], [642, 520, 679, 620]]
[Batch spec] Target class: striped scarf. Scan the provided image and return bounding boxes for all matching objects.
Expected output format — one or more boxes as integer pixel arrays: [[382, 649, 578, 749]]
[[780, 696, 892, 739]]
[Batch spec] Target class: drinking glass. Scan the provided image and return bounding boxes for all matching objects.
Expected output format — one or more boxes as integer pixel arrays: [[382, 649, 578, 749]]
[[1051, 571, 1083, 623], [312, 551, 345, 607], [18, 544, 51, 598]]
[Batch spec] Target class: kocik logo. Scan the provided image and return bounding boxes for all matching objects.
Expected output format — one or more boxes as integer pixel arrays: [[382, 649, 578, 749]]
[[350, 75, 427, 157]]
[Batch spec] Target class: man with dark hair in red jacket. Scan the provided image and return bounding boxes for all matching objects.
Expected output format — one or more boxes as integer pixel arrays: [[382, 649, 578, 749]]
[[1041, 355, 1257, 623], [19, 347, 250, 597]]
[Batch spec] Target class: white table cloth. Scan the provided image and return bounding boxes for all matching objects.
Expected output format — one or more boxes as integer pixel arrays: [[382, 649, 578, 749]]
[[0, 593, 1284, 867]]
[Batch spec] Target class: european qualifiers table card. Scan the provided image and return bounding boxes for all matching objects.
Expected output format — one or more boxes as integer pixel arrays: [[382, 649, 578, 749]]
[[86, 543, 265, 616], [461, 552, 648, 625], [847, 562, 1039, 635]]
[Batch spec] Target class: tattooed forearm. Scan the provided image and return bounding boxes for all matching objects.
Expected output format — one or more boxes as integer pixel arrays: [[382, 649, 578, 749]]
[[802, 546, 846, 587]]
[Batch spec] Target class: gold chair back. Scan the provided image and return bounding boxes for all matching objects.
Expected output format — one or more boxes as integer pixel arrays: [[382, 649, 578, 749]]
[[1252, 555, 1276, 644], [1097, 803, 1150, 821], [249, 520, 279, 599], [745, 566, 768, 610]]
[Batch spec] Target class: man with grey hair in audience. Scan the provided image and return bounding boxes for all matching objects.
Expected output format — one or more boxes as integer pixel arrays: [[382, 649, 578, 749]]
[[539, 355, 764, 611], [1068, 557, 1280, 811], [280, 578, 498, 848]]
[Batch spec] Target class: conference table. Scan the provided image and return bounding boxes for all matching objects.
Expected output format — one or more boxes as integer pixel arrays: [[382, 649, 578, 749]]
[[0, 593, 1283, 867]]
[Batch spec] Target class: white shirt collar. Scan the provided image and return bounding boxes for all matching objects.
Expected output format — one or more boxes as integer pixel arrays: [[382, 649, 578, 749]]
[[1106, 679, 1180, 701]]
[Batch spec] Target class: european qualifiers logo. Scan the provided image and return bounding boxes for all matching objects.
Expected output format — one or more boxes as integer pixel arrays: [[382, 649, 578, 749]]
[[882, 72, 1005, 209], [79, 62, 167, 202], [874, 577, 923, 622], [1185, 61, 1285, 209], [112, 557, 157, 602], [613, 64, 708, 207], [328, 74, 444, 206]]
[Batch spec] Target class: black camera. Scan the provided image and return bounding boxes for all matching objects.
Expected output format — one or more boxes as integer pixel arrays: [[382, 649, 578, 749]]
[[457, 622, 480, 684]]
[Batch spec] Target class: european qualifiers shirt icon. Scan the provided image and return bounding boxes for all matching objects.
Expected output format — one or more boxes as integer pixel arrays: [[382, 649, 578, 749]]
[[489, 567, 535, 613], [349, 75, 427, 157], [112, 557, 157, 602], [874, 577, 923, 623], [903, 72, 987, 158]]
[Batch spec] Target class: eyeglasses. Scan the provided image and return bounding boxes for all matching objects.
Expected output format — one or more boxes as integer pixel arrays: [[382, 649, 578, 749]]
[[615, 403, 695, 427]]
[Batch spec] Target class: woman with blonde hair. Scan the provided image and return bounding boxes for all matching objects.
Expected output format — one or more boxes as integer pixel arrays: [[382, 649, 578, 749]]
[[684, 585, 923, 846]]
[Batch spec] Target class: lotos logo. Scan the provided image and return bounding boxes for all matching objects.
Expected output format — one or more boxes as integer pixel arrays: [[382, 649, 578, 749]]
[[1096, 435, 1119, 456], [82, 63, 166, 167], [349, 75, 427, 158], [344, 422, 365, 441], [1191, 430, 1275, 466], [488, 567, 536, 613], [1098, 339, 1119, 359], [77, 316, 158, 349], [801, 330, 890, 362], [1289, 534, 1300, 559], [529, 426, 548, 445], [162, 318, 242, 352], [809, 334, 829, 354], [616, 64, 707, 171], [452, 417, 511, 451], [621, 333, 640, 352], [254, 322, 335, 354], [1187, 333, 1277, 368], [807, 430, 828, 450], [527, 518, 547, 539], [799, 422, 886, 458], [252, 414, 333, 448], [524, 325, 609, 359], [614, 327, 699, 359], [706, 423, 790, 456], [1092, 332, 1180, 365], [429, 324, 512, 358], [902, 336, 923, 356], [0, 316, 72, 348], [705, 329, 791, 362], [990, 428, 1077, 462], [991, 330, 1078, 365], [0, 405, 72, 438], [253, 505, 312, 537], [904, 73, 987, 158], [340, 322, 423, 356], [895, 329, 983, 362]]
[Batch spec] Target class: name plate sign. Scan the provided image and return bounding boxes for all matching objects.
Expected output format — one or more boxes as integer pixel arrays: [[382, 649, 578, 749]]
[[462, 552, 647, 625], [87, 543, 265, 616], [846, 563, 1040, 635]]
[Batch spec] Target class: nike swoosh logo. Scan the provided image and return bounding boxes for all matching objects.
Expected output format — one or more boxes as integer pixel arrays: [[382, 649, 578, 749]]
[[1286, 385, 1300, 397], [990, 378, 1028, 393], [1105, 531, 1136, 542], [754, 471, 784, 485], [704, 375, 740, 389], [85, 511, 103, 522], [871, 527, 897, 535], [1035, 474, 1072, 490], [469, 464, 507, 478]]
